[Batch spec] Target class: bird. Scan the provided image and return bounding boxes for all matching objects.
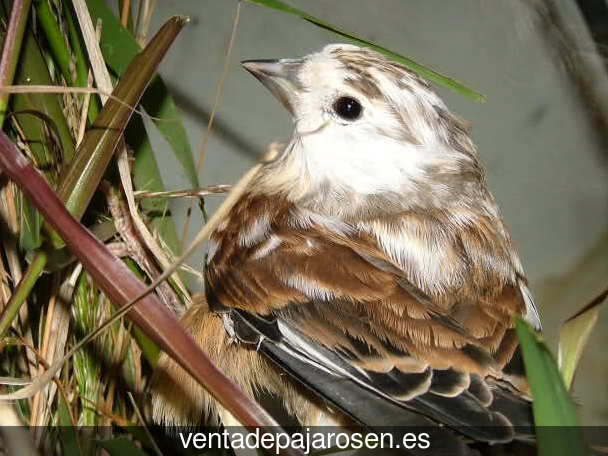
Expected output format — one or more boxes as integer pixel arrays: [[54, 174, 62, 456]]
[[151, 43, 541, 448]]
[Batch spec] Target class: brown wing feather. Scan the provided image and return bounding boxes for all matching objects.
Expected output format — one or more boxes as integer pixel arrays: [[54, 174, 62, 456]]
[[205, 192, 532, 436]]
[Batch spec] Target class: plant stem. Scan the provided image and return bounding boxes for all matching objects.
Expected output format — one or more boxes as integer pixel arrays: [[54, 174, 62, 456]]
[[0, 252, 46, 338], [0, 0, 33, 128], [34, 0, 71, 83]]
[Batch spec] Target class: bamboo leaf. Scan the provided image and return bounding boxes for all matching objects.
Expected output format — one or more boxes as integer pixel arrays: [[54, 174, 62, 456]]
[[515, 318, 586, 456], [558, 288, 607, 390], [243, 0, 485, 102]]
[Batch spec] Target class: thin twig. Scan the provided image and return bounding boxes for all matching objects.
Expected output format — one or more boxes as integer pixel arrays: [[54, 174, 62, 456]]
[[135, 184, 231, 200], [182, 1, 241, 244], [0, 85, 152, 118], [528, 0, 608, 160], [106, 184, 182, 314], [128, 392, 164, 456], [120, 0, 131, 28]]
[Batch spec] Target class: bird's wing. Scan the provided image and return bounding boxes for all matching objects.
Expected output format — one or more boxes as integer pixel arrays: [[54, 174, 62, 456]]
[[205, 202, 533, 442]]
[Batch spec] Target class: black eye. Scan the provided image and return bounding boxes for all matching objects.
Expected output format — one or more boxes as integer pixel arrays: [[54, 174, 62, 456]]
[[333, 96, 363, 121]]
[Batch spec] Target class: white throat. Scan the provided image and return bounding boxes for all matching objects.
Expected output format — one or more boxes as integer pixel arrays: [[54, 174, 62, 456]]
[[255, 126, 463, 218]]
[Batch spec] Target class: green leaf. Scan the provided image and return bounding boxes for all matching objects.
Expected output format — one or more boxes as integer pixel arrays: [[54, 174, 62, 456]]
[[34, 0, 72, 84], [12, 23, 76, 250], [85, 0, 199, 187], [559, 289, 607, 390], [515, 318, 586, 456], [132, 325, 160, 367], [243, 0, 485, 102], [97, 438, 150, 456]]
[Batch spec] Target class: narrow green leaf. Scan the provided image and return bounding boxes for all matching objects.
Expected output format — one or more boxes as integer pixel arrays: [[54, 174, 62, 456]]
[[86, 0, 199, 187], [0, 252, 46, 338], [243, 0, 485, 102], [35, 0, 102, 121], [132, 325, 160, 367], [559, 288, 607, 389], [34, 0, 72, 83], [121, 258, 161, 369], [141, 77, 199, 188], [12, 24, 76, 249], [515, 318, 586, 456], [18, 194, 42, 250]]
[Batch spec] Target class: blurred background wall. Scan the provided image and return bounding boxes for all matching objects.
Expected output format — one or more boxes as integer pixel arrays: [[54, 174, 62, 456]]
[[121, 0, 608, 425]]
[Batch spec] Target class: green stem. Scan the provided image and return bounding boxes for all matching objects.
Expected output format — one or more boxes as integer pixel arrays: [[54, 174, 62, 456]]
[[35, 0, 100, 124], [0, 252, 47, 339], [0, 0, 33, 127], [34, 0, 71, 82]]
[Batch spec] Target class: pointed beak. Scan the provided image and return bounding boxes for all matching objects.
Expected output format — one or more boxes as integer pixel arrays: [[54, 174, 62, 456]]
[[241, 58, 304, 115]]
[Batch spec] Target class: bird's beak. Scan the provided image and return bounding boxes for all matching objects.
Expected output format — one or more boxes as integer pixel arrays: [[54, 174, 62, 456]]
[[241, 58, 304, 116]]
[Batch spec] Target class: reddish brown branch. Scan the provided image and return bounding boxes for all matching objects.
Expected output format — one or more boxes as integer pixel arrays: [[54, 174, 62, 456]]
[[0, 131, 303, 456]]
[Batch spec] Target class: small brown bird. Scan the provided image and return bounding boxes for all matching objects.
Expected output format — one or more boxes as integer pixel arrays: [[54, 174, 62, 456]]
[[152, 44, 540, 445]]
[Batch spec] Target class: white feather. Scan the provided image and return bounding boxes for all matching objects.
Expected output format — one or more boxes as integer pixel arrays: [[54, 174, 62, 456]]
[[520, 282, 542, 329], [252, 234, 283, 259], [283, 273, 335, 301], [237, 213, 270, 247]]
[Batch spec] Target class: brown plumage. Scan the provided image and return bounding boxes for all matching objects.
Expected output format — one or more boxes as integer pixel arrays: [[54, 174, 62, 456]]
[[151, 44, 540, 444]]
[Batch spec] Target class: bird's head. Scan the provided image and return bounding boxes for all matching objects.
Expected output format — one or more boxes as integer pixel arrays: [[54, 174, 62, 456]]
[[243, 44, 485, 217]]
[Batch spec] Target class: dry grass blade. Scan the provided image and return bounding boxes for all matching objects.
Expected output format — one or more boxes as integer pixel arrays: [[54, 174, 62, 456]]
[[72, 0, 113, 96], [30, 274, 72, 426], [0, 376, 31, 385], [558, 287, 608, 389], [134, 185, 231, 199], [0, 84, 150, 114]]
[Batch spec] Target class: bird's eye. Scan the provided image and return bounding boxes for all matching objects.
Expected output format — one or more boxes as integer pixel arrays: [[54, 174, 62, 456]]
[[333, 96, 363, 121]]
